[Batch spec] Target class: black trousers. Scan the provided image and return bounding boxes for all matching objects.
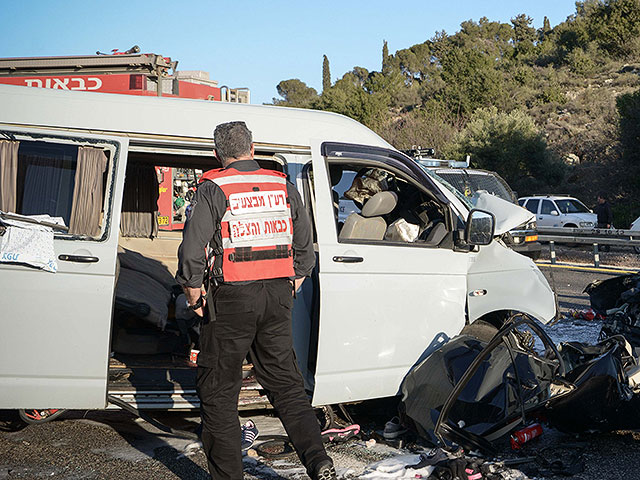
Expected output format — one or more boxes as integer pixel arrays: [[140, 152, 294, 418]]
[[196, 278, 329, 480]]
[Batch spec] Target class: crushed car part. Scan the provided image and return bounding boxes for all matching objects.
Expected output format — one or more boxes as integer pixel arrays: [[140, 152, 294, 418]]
[[403, 311, 640, 452], [403, 314, 562, 453]]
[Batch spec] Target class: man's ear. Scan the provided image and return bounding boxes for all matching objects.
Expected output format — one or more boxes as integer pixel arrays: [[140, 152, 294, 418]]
[[214, 149, 222, 165], [250, 143, 255, 157]]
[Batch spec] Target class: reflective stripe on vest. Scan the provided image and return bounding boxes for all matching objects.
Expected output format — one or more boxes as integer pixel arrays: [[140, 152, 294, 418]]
[[200, 167, 295, 282]]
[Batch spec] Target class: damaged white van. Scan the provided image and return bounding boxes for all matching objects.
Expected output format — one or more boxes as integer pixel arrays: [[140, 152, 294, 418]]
[[0, 84, 555, 420]]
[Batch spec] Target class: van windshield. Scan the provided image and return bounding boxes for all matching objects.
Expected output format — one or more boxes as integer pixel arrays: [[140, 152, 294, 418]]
[[434, 170, 515, 203], [555, 199, 590, 214], [419, 167, 473, 209]]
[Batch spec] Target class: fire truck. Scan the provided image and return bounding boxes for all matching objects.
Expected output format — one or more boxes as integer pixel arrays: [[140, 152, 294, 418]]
[[0, 46, 250, 230]]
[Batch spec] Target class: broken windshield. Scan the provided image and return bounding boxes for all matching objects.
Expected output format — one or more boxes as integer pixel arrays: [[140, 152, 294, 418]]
[[419, 166, 473, 209]]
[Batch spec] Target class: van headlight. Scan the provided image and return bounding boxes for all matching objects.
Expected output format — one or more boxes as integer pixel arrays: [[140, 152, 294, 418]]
[[580, 221, 594, 227]]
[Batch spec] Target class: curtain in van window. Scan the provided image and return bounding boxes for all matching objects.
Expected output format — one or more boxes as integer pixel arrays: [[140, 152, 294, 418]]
[[69, 147, 108, 236], [0, 140, 19, 213], [20, 153, 75, 221], [120, 164, 159, 238]]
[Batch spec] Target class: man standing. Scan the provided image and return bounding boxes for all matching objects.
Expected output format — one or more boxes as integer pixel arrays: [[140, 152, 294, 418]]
[[595, 192, 613, 252], [176, 121, 335, 480], [595, 192, 613, 229]]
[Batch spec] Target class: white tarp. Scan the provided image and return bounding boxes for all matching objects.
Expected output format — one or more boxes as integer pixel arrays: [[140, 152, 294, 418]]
[[0, 212, 64, 273]]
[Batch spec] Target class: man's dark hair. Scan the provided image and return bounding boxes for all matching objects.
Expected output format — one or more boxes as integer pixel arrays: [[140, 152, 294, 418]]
[[597, 191, 607, 200], [213, 121, 252, 161]]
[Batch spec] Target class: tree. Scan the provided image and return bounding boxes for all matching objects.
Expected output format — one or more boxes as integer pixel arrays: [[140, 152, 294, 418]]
[[617, 88, 640, 164], [437, 47, 508, 116], [315, 70, 389, 130], [543, 16, 551, 33], [322, 55, 331, 93], [448, 107, 565, 193], [587, 0, 640, 57], [511, 14, 537, 45], [272, 79, 318, 107], [382, 40, 390, 74]]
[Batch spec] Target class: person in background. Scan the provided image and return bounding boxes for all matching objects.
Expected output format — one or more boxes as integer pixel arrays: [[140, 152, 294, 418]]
[[595, 192, 613, 251]]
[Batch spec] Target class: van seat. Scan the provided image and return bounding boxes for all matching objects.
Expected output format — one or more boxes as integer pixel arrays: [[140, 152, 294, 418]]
[[339, 192, 397, 241]]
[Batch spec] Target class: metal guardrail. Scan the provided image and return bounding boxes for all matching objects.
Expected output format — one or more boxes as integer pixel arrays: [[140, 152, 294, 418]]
[[536, 226, 640, 267]]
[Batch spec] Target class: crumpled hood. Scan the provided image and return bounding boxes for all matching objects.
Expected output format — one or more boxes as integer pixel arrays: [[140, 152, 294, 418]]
[[471, 191, 534, 235]]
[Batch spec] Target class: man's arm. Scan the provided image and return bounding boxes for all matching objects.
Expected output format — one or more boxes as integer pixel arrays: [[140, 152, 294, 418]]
[[287, 182, 315, 290], [176, 182, 224, 315]]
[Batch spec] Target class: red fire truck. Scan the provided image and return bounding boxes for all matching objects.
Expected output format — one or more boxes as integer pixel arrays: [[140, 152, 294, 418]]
[[0, 47, 249, 230]]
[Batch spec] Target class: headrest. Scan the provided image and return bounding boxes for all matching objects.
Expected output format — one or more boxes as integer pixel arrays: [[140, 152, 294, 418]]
[[362, 191, 397, 218]]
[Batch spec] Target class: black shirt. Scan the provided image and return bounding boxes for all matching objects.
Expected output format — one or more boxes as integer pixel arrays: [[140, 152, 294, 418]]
[[175, 159, 315, 288], [594, 201, 613, 227]]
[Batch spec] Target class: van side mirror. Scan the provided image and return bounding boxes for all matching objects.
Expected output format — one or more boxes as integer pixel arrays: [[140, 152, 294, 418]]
[[550, 210, 559, 216], [465, 209, 495, 246]]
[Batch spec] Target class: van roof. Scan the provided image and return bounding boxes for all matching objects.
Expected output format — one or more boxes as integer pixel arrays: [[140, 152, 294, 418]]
[[0, 84, 392, 150]]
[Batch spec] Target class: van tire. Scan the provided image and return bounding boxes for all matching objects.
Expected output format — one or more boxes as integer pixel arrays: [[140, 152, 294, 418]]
[[461, 320, 499, 343], [18, 409, 65, 425], [0, 410, 28, 432]]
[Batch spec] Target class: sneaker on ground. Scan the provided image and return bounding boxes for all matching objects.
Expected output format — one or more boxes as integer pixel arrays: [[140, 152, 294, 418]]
[[241, 420, 259, 450], [383, 416, 408, 439], [321, 423, 360, 443]]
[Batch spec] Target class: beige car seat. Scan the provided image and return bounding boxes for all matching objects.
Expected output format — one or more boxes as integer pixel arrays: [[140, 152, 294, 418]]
[[339, 191, 398, 241]]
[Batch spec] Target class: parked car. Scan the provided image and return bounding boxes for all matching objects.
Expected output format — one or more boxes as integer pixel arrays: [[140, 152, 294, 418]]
[[413, 161, 541, 260], [631, 215, 640, 253], [518, 195, 596, 229]]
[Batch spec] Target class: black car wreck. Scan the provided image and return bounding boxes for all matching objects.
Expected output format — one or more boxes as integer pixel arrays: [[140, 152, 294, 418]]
[[401, 302, 640, 455]]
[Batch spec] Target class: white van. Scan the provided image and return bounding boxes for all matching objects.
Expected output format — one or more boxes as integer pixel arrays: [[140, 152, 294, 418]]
[[0, 84, 555, 415]]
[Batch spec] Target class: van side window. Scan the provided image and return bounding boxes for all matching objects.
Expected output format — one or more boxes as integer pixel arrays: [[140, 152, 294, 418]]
[[331, 163, 450, 246], [0, 139, 109, 238], [525, 199, 540, 214]]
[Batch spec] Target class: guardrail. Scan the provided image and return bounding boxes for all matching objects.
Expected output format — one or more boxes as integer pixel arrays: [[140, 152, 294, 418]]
[[536, 226, 640, 267]]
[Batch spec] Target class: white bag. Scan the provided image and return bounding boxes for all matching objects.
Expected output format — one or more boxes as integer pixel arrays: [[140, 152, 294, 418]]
[[0, 214, 63, 273]]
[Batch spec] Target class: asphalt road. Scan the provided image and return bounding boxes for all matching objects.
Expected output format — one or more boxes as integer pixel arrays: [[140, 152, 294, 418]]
[[1, 263, 639, 480]]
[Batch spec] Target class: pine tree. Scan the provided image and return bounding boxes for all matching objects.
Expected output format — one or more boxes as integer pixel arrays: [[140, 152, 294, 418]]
[[543, 16, 551, 32], [322, 55, 331, 92], [382, 40, 389, 73]]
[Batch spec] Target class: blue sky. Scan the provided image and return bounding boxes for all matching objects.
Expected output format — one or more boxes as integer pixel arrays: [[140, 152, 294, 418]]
[[1, 1, 578, 104]]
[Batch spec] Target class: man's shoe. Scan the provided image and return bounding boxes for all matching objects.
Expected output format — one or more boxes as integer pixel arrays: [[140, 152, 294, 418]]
[[383, 416, 408, 439], [313, 459, 337, 480], [241, 420, 259, 450]]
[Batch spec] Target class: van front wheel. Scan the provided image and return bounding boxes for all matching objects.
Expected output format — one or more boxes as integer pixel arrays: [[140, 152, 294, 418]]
[[461, 320, 499, 343]]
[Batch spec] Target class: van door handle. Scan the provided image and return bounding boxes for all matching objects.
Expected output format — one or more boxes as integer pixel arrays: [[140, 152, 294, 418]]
[[333, 256, 363, 263], [58, 254, 99, 263]]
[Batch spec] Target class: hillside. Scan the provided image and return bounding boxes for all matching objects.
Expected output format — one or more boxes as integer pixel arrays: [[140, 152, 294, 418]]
[[272, 0, 640, 227]]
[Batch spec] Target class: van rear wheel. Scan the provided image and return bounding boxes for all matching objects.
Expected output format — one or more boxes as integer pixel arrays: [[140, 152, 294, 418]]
[[18, 409, 65, 425], [461, 320, 499, 343]]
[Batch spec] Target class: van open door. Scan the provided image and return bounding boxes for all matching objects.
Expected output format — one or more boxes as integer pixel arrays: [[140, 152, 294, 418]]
[[0, 128, 127, 409], [308, 142, 471, 406]]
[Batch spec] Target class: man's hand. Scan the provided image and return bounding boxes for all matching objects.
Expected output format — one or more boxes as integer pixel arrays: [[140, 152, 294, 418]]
[[184, 286, 207, 317], [293, 277, 305, 295]]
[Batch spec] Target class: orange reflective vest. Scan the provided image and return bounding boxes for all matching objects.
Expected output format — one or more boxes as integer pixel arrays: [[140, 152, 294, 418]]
[[199, 167, 295, 283]]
